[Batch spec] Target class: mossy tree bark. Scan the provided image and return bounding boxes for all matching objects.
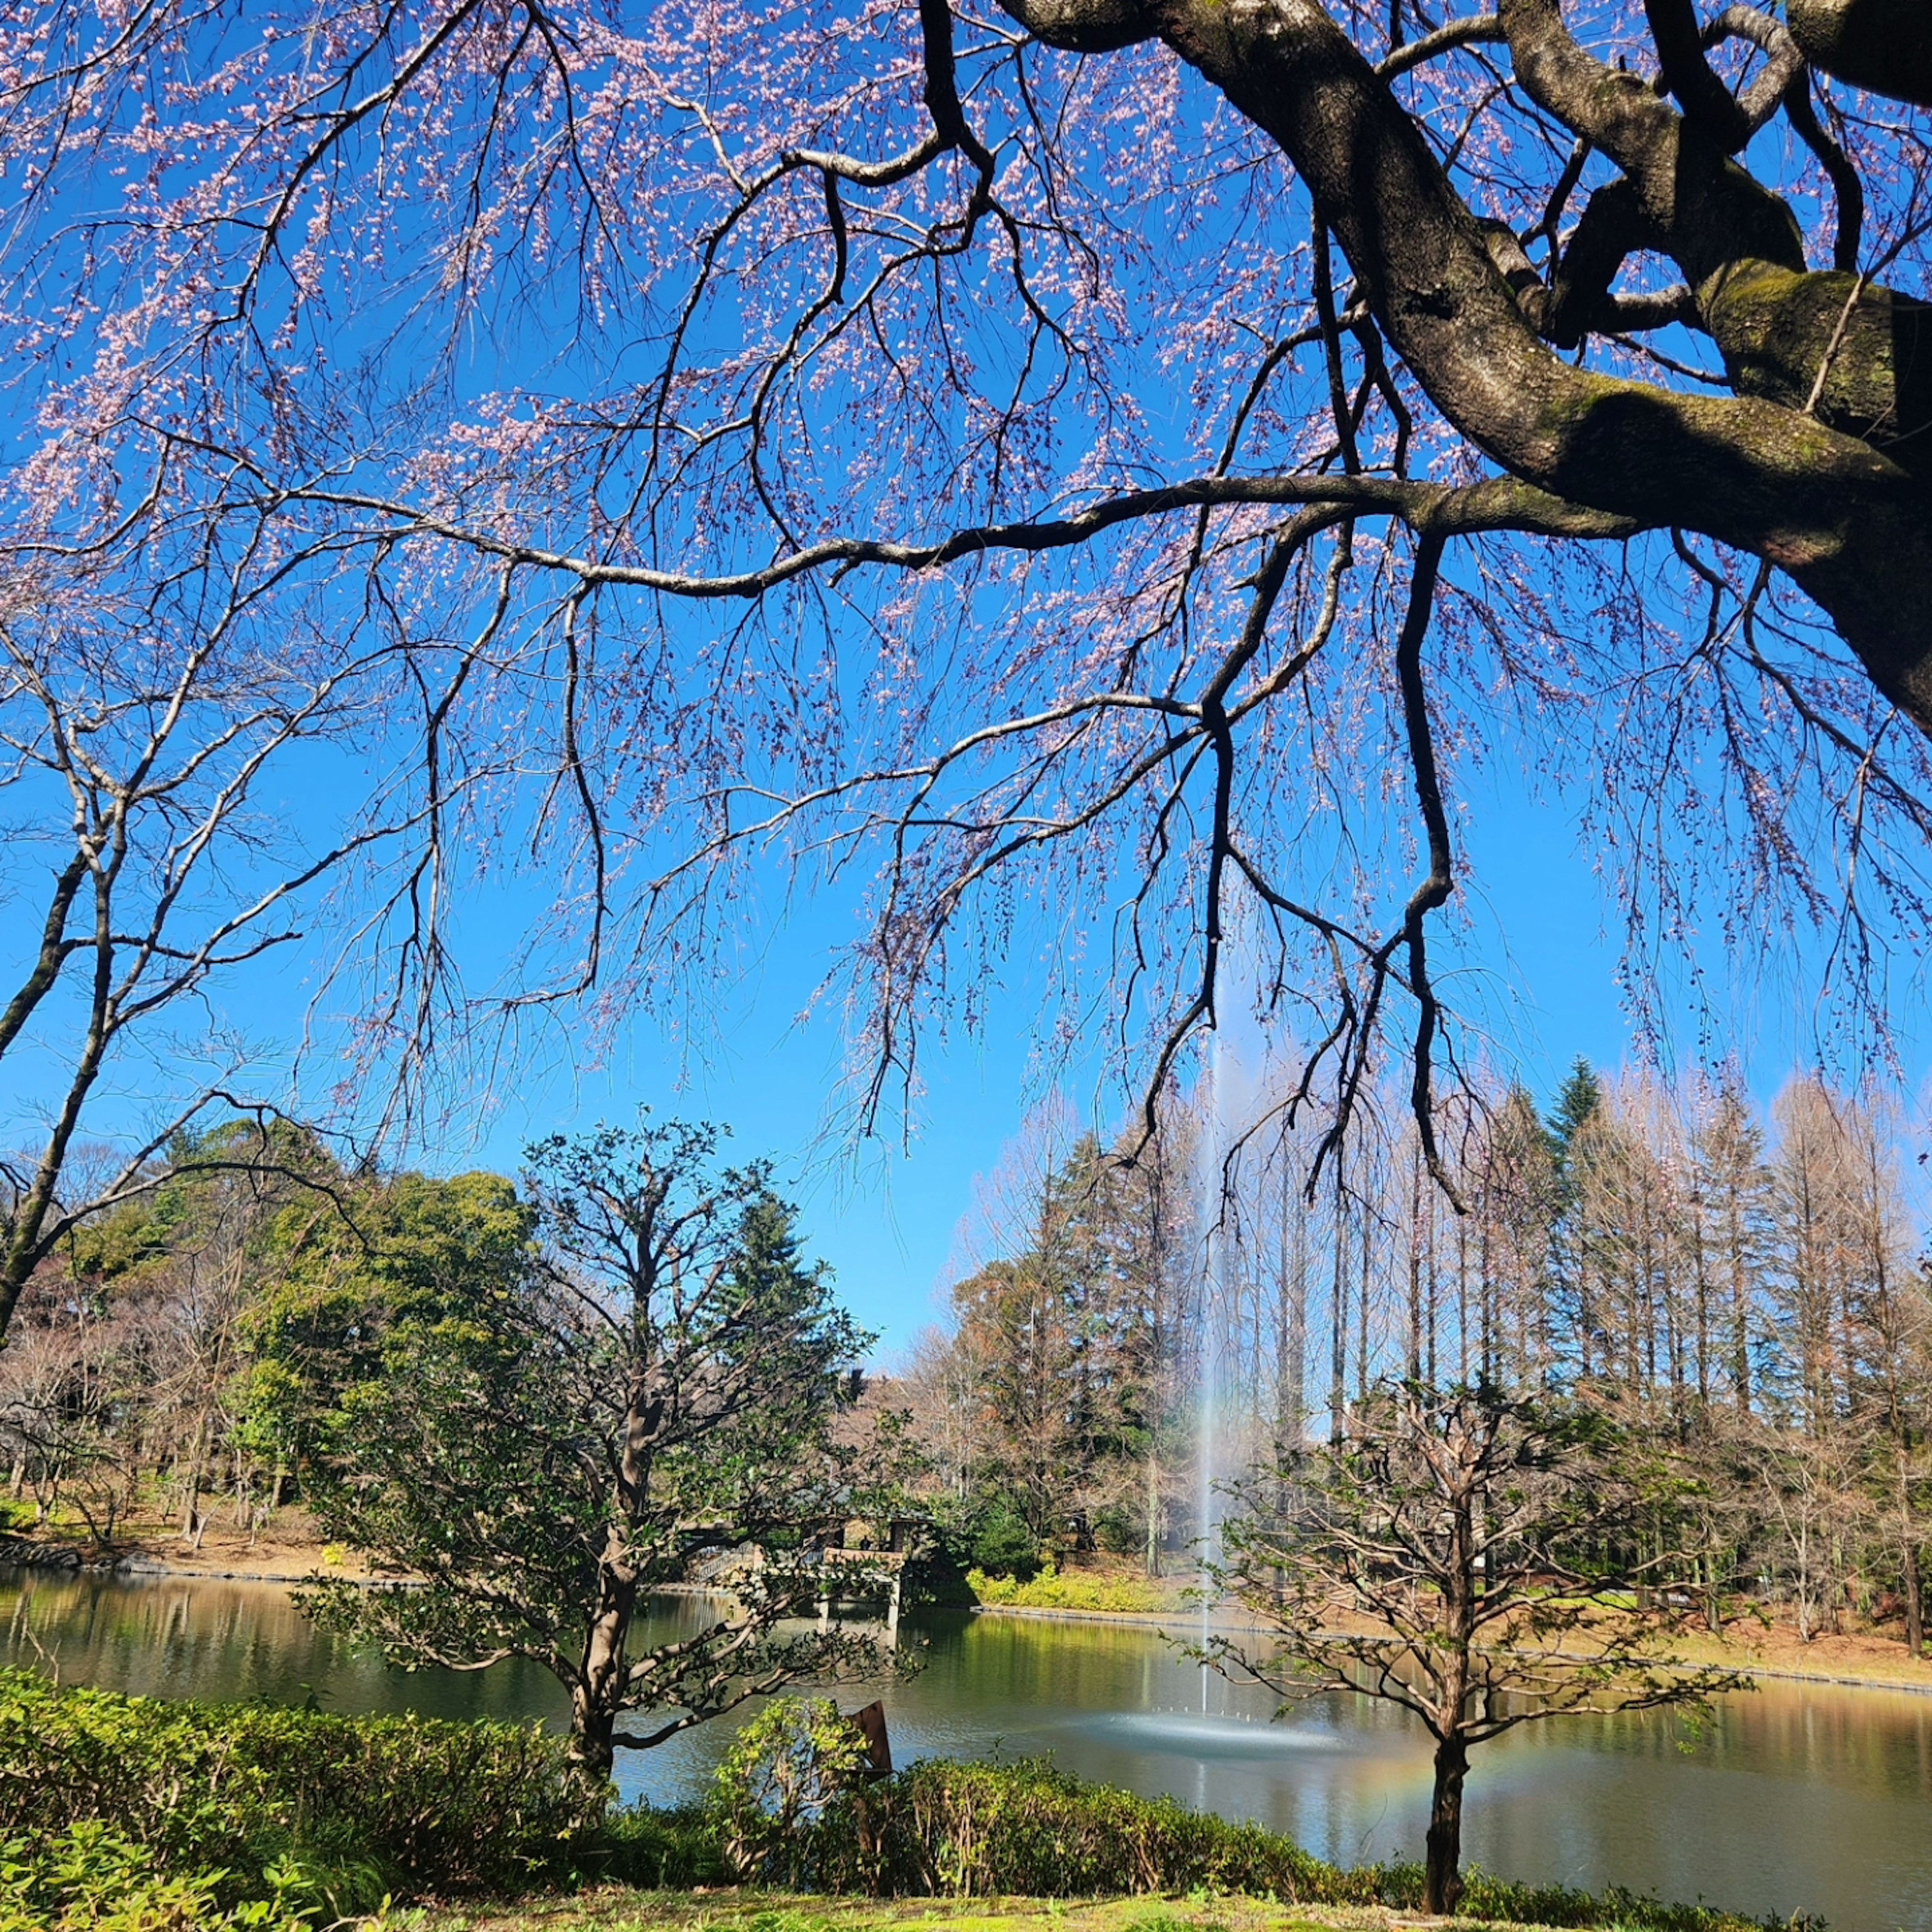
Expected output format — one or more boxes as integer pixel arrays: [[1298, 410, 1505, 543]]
[[999, 0, 1932, 735]]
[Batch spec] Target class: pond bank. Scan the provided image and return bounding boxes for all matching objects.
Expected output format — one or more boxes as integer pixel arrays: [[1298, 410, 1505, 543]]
[[961, 1599, 1932, 1698], [8, 1525, 1932, 1700]]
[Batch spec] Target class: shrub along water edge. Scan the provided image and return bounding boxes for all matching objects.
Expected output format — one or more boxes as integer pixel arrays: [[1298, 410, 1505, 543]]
[[688, 1698, 1813, 1932], [6, 1674, 1817, 1932], [0, 1669, 594, 1907]]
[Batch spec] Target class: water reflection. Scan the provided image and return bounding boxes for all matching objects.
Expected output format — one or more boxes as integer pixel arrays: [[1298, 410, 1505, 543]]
[[5, 1570, 1929, 1932]]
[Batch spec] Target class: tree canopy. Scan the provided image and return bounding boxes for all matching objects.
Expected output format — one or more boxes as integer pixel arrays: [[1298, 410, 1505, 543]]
[[3, 0, 1927, 1218], [289, 1119, 889, 1782], [1213, 1378, 1747, 1914]]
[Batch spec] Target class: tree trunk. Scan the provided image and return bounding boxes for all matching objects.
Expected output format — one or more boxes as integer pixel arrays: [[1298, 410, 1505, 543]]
[[1897, 1442, 1923, 1659], [1424, 1732, 1469, 1915], [1903, 1538, 1924, 1659], [569, 1678, 619, 1789], [571, 1369, 656, 1805], [1144, 1447, 1161, 1578], [577, 1544, 638, 1764], [178, 1415, 208, 1541]]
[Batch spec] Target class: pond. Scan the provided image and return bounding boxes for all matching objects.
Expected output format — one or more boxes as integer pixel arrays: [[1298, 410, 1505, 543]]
[[6, 1568, 1929, 1932]]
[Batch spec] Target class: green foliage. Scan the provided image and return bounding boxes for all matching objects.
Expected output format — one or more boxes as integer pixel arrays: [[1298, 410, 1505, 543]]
[[285, 1120, 886, 1777], [588, 1806, 728, 1891], [964, 1563, 1174, 1615], [0, 1670, 595, 1905], [1441, 1869, 1823, 1932], [685, 1752, 1792, 1932], [1545, 1059, 1604, 1158], [967, 1501, 1042, 1582], [816, 1757, 1366, 1901], [943, 1130, 1172, 1548], [0, 1714, 1804, 1932], [242, 1168, 535, 1463], [709, 1699, 872, 1883], [0, 1822, 293, 1932]]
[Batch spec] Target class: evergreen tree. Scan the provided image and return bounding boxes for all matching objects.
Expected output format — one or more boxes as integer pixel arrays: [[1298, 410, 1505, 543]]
[[286, 1119, 886, 1786]]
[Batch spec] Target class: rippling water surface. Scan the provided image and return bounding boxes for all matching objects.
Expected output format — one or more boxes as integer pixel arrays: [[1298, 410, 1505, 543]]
[[6, 1569, 1929, 1932]]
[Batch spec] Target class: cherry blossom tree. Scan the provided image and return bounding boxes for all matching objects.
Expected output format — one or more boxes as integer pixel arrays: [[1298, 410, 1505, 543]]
[[1, 0, 1926, 1238]]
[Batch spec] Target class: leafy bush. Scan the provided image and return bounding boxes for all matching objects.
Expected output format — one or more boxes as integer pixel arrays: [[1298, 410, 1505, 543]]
[[0, 1822, 305, 1931], [710, 1700, 871, 1884], [0, 1670, 595, 1905], [966, 1503, 1041, 1581], [697, 1748, 1789, 1932], [1091, 1506, 1145, 1558], [591, 1805, 728, 1890], [815, 1757, 1364, 1901], [965, 1563, 1177, 1615]]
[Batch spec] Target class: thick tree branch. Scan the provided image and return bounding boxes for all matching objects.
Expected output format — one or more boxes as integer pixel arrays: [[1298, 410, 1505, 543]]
[[277, 472, 1639, 593], [1789, 0, 1932, 108], [993, 0, 1932, 734], [1645, 0, 1754, 150]]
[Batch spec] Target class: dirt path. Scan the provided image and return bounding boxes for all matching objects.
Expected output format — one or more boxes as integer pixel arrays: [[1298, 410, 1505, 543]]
[[1, 1508, 385, 1584]]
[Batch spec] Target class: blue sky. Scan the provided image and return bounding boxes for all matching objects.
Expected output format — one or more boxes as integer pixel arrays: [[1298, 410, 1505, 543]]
[[5, 29, 1921, 1358], [6, 610, 1918, 1367], [10, 687, 1909, 1362], [415, 760, 1875, 1363]]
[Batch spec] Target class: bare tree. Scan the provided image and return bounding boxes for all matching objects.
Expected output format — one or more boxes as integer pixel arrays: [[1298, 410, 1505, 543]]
[[1210, 1380, 1745, 1914], [0, 570, 473, 1342]]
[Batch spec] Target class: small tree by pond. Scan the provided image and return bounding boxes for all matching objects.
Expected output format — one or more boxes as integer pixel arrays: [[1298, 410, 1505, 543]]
[[290, 1118, 894, 1787], [1209, 1381, 1747, 1916]]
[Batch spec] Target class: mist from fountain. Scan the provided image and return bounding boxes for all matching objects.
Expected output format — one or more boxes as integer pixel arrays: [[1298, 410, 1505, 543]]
[[1194, 1014, 1266, 1710], [1196, 1028, 1224, 1711], [1189, 944, 1292, 1713]]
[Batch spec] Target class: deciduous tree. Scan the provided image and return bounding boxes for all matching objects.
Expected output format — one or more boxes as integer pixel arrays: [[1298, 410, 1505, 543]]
[[2, 0, 1927, 1186], [1210, 1379, 1744, 1914]]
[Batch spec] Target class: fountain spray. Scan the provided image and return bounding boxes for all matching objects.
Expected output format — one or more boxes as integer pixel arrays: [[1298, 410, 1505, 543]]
[[1196, 1027, 1225, 1716]]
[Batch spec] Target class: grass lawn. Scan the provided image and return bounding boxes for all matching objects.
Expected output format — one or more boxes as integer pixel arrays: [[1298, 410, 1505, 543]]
[[422, 1895, 1698, 1932]]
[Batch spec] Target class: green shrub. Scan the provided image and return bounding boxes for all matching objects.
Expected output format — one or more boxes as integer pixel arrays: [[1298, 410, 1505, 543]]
[[965, 1563, 1176, 1615], [821, 1757, 1364, 1901], [1091, 1507, 1144, 1558], [0, 1669, 595, 1905], [0, 1821, 306, 1931], [967, 1503, 1041, 1582], [710, 1700, 872, 1884], [590, 1804, 728, 1890], [697, 1749, 1791, 1932]]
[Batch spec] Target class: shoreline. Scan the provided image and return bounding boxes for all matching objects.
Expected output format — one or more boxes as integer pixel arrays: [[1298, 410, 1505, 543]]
[[10, 1547, 1932, 1701], [960, 1602, 1932, 1696]]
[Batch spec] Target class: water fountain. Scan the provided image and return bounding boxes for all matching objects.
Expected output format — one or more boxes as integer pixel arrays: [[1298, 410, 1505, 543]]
[[1194, 1023, 1241, 1714]]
